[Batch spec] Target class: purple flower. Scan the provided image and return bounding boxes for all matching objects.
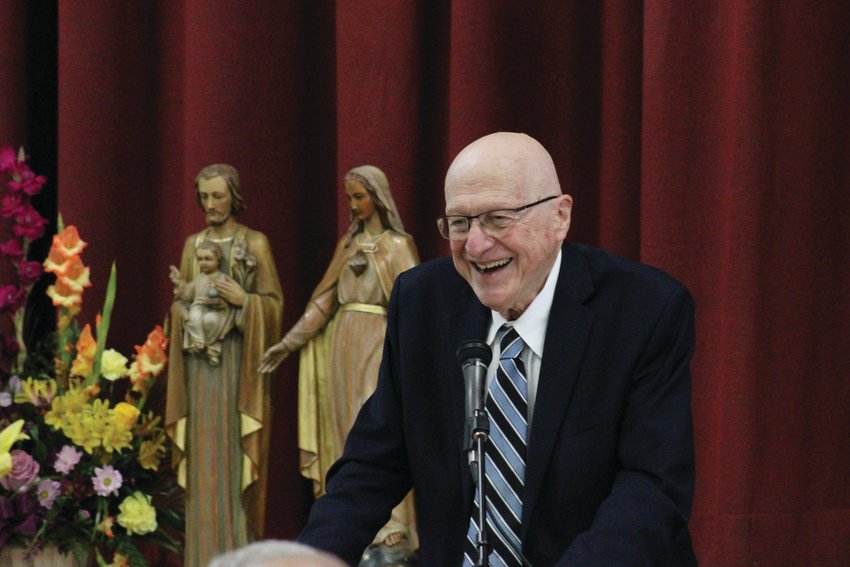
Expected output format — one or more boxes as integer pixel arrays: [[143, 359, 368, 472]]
[[0, 450, 41, 492], [12, 205, 47, 240], [1, 193, 26, 219], [92, 465, 123, 497], [0, 146, 17, 172], [36, 479, 61, 508], [0, 285, 25, 313], [0, 392, 11, 407], [54, 445, 83, 475], [0, 238, 23, 258], [7, 168, 46, 196], [16, 260, 42, 285]]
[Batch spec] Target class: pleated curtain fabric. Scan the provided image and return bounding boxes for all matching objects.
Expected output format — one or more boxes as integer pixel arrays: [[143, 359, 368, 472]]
[[464, 325, 528, 566]]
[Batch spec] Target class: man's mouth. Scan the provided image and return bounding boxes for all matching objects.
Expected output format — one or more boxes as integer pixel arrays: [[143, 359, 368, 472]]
[[473, 258, 512, 274]]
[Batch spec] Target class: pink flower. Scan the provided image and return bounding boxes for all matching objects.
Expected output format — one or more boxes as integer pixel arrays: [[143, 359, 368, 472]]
[[54, 445, 83, 475], [0, 146, 17, 172], [92, 465, 123, 497], [17, 261, 42, 285], [1, 193, 26, 219], [0, 285, 25, 313], [36, 478, 61, 508], [0, 449, 41, 491], [12, 205, 47, 240], [0, 238, 23, 258], [7, 167, 46, 196]]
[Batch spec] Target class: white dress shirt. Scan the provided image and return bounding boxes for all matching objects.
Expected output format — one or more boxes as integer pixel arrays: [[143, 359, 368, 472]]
[[485, 249, 562, 428]]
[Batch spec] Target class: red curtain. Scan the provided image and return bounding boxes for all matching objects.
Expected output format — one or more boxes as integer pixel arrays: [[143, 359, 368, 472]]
[[3, 0, 847, 564]]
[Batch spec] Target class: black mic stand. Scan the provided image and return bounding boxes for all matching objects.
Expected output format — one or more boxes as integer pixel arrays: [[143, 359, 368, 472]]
[[468, 407, 490, 566], [458, 340, 493, 566]]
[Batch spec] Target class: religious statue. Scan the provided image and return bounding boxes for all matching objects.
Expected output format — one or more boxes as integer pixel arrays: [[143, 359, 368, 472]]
[[165, 164, 283, 567], [259, 165, 419, 560]]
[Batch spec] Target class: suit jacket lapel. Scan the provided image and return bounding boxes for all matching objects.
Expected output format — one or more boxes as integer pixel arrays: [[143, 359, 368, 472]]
[[522, 242, 595, 539]]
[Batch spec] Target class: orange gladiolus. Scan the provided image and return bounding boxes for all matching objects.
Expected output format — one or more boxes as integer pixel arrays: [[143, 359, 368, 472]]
[[135, 326, 168, 377], [60, 256, 92, 292], [53, 225, 87, 258], [43, 246, 72, 275], [70, 324, 96, 377], [46, 279, 82, 307]]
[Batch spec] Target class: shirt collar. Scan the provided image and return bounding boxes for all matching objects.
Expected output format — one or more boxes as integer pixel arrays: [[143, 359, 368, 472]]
[[487, 249, 562, 358]]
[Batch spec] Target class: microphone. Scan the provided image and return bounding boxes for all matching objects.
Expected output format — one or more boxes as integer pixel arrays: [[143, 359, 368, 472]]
[[457, 340, 492, 452]]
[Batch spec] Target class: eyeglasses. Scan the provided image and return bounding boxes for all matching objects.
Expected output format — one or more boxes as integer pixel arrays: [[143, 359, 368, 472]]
[[436, 195, 559, 240]]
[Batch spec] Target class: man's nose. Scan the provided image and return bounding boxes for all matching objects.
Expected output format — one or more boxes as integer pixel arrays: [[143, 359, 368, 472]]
[[464, 219, 493, 256]]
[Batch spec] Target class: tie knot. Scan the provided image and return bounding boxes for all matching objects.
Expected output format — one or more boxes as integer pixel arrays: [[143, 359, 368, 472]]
[[498, 325, 524, 361]]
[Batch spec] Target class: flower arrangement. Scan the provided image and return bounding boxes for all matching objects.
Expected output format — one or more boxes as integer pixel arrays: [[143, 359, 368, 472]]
[[0, 147, 182, 566]]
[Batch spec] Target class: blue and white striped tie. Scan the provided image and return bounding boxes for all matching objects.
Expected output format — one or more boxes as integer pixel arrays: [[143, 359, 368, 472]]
[[463, 325, 528, 566]]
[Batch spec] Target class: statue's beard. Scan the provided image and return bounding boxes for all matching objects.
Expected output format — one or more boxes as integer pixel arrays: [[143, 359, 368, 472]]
[[206, 211, 229, 226]]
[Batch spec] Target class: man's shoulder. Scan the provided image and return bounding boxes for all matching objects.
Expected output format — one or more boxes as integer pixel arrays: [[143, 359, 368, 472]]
[[569, 242, 689, 299]]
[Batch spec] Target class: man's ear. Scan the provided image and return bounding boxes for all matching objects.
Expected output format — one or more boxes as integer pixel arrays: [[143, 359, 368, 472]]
[[554, 194, 573, 239]]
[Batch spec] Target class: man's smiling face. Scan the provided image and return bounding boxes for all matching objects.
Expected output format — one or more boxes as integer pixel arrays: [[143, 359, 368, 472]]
[[444, 133, 572, 320]]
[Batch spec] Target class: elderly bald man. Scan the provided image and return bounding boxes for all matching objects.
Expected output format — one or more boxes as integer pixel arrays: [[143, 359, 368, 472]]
[[208, 540, 346, 567], [298, 132, 697, 566]]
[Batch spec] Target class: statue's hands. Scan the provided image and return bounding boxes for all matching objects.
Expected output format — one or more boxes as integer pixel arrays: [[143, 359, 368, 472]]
[[259, 341, 290, 374], [215, 275, 247, 307], [169, 266, 183, 287]]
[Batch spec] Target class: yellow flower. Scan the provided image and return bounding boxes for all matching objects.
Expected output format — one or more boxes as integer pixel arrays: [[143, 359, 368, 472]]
[[138, 433, 166, 471], [13, 377, 57, 406], [44, 386, 88, 430], [113, 402, 140, 428], [101, 423, 133, 454], [101, 349, 129, 381], [117, 491, 157, 535], [0, 419, 29, 478], [65, 415, 100, 454]]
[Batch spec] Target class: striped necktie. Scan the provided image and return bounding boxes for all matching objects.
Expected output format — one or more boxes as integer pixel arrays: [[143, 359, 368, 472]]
[[463, 325, 528, 566]]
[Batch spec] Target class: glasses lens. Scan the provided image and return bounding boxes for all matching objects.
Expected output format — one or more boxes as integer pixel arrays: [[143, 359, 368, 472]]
[[480, 211, 519, 234]]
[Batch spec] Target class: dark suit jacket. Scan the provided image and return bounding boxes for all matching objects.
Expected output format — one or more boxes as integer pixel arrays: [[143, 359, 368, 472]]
[[299, 242, 697, 566]]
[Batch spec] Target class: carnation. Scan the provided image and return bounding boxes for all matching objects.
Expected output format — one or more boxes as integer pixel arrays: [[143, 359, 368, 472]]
[[101, 349, 129, 381], [0, 449, 40, 491], [116, 491, 157, 535]]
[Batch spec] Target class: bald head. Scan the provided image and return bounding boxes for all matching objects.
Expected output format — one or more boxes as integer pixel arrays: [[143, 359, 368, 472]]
[[207, 540, 346, 567], [445, 132, 561, 201], [442, 132, 572, 320]]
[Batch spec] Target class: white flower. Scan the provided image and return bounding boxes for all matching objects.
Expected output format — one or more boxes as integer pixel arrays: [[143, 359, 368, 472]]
[[101, 349, 129, 381]]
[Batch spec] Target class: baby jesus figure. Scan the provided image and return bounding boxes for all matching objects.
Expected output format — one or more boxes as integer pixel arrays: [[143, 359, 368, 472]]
[[169, 240, 233, 366]]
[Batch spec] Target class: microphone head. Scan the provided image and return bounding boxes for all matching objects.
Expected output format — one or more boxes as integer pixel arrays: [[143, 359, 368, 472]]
[[457, 339, 492, 367]]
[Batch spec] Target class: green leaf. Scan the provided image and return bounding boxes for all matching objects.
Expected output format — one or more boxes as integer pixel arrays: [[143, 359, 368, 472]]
[[88, 262, 117, 386]]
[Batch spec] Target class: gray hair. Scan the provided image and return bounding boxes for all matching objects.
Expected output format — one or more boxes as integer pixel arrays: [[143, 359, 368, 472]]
[[207, 540, 346, 567]]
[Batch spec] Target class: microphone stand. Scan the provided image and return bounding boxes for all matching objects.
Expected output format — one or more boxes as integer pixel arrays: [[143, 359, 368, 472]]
[[468, 407, 490, 566]]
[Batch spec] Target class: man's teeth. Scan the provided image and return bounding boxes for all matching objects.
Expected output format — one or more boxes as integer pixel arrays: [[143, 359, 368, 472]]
[[474, 258, 512, 273]]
